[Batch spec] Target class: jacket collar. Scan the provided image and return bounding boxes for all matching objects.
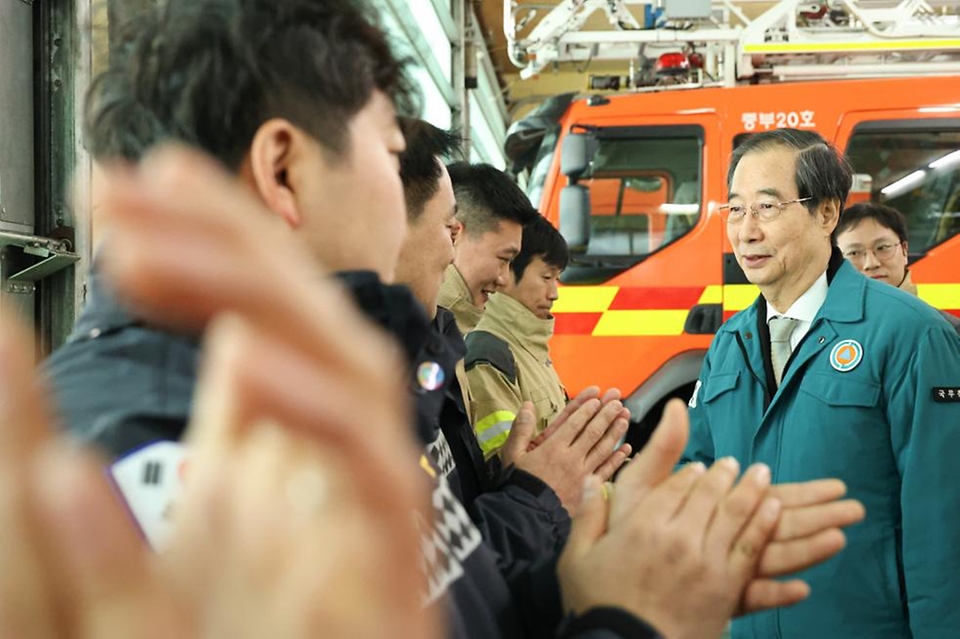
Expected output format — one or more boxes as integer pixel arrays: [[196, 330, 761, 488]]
[[70, 260, 147, 341], [434, 306, 467, 359], [811, 250, 865, 324], [438, 264, 484, 334], [335, 270, 432, 367], [721, 247, 862, 335], [476, 292, 554, 360]]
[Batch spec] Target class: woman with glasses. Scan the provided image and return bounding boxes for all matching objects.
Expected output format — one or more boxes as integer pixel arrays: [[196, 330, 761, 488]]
[[835, 202, 960, 332]]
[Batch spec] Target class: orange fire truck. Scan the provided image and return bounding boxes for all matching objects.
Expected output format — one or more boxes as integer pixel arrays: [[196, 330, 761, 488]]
[[503, 0, 960, 448]]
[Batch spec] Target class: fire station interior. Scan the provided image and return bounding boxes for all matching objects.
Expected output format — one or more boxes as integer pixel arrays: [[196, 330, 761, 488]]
[[2, 3, 959, 636], [2, 0, 959, 413]]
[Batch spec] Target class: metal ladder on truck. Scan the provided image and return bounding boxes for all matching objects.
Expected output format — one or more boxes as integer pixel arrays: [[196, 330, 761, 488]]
[[504, 0, 960, 87]]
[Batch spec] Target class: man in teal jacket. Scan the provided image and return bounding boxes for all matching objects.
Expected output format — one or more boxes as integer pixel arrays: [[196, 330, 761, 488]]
[[684, 128, 960, 639]]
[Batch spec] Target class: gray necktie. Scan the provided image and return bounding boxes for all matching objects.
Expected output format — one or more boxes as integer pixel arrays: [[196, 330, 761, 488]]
[[769, 316, 800, 386]]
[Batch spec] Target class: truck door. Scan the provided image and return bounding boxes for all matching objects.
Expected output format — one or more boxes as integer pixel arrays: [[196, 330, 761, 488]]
[[545, 115, 724, 448]]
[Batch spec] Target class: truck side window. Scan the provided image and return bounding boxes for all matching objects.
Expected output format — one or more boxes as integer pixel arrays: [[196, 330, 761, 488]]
[[561, 126, 703, 284], [846, 124, 960, 257]]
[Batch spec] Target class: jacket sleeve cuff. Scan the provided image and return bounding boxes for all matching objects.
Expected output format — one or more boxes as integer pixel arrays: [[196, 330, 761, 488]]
[[559, 607, 664, 639], [500, 464, 553, 497], [497, 465, 572, 548]]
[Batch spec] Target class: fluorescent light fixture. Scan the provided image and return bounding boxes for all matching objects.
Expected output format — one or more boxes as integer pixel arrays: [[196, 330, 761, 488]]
[[929, 150, 960, 170], [881, 170, 926, 199], [659, 203, 700, 214]]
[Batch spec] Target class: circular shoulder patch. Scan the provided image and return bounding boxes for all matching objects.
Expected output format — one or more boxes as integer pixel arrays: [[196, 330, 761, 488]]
[[829, 339, 863, 372], [417, 361, 446, 391]]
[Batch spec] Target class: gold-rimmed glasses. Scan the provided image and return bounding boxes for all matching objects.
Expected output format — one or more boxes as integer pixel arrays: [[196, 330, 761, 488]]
[[720, 197, 812, 223]]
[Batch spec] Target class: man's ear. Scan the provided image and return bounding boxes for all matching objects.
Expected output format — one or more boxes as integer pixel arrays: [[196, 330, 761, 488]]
[[450, 219, 464, 245], [820, 199, 841, 235], [244, 119, 303, 229]]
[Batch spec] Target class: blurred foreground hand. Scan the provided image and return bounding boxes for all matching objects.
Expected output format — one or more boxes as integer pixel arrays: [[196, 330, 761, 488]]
[[0, 150, 439, 639]]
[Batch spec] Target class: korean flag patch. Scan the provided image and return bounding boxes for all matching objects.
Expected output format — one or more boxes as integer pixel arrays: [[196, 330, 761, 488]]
[[110, 441, 189, 552]]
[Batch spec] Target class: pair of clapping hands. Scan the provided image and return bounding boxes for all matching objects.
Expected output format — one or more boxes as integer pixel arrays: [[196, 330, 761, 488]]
[[496, 385, 861, 637], [0, 148, 862, 638]]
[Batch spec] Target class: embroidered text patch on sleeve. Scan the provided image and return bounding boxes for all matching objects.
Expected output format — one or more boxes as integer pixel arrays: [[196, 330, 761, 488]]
[[933, 387, 960, 403]]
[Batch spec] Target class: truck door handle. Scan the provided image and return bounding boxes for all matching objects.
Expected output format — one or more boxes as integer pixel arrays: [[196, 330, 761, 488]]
[[684, 304, 722, 334]]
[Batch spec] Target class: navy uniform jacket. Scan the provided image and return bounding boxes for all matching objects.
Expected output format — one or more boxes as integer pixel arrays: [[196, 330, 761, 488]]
[[684, 251, 960, 639], [45, 267, 661, 639]]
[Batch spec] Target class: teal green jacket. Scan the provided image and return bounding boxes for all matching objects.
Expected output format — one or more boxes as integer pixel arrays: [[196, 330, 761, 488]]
[[684, 254, 960, 639]]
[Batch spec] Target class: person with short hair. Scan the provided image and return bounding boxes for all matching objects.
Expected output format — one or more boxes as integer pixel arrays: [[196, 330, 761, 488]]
[[684, 128, 960, 639], [439, 163, 540, 333], [464, 216, 572, 457], [41, 3, 868, 636], [835, 201, 960, 332], [50, 0, 414, 459]]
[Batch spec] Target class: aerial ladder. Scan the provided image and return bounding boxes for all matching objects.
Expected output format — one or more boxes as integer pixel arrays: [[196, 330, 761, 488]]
[[504, 0, 960, 86]]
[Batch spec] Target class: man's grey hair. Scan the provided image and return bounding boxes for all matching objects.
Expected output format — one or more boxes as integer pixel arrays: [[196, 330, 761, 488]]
[[728, 128, 853, 217]]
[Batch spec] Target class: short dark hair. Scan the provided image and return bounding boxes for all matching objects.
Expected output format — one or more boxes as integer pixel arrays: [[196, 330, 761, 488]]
[[834, 202, 909, 243], [728, 128, 853, 216], [446, 162, 539, 236], [85, 0, 417, 169], [511, 214, 569, 281], [398, 118, 462, 221]]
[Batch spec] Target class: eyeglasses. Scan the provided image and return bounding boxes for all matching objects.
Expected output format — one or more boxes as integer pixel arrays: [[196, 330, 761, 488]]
[[842, 242, 903, 263], [719, 197, 812, 223]]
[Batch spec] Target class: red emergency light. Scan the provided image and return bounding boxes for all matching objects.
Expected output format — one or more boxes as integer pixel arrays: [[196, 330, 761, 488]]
[[655, 52, 690, 76]]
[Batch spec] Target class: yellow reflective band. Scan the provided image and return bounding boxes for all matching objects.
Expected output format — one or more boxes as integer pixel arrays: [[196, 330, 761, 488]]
[[592, 310, 689, 336], [743, 40, 960, 54], [723, 284, 761, 312], [698, 285, 723, 305], [419, 454, 437, 479], [480, 431, 511, 457], [475, 410, 516, 456], [917, 283, 960, 310], [553, 286, 619, 313]]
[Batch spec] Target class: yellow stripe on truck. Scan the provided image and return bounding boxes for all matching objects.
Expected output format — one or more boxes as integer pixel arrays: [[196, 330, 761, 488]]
[[698, 285, 723, 305], [917, 284, 960, 310], [553, 286, 619, 313], [722, 284, 761, 312], [592, 310, 689, 336]]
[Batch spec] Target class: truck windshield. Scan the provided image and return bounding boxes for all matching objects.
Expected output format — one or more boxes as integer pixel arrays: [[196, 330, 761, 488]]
[[846, 122, 960, 258], [561, 126, 703, 284]]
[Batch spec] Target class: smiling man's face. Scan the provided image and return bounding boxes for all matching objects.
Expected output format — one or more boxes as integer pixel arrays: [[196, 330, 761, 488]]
[[454, 219, 522, 308]]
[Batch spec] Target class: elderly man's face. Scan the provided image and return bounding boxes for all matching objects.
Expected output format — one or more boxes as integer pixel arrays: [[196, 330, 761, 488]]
[[726, 146, 838, 311]]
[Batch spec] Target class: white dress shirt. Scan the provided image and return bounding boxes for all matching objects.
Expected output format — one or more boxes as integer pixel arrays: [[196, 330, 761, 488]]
[[765, 270, 828, 350]]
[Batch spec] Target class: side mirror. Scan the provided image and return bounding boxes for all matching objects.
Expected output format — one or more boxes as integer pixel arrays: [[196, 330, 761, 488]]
[[560, 185, 591, 250], [561, 133, 598, 180]]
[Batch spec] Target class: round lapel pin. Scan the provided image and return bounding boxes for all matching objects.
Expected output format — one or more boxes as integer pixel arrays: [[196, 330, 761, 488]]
[[417, 361, 446, 391], [829, 339, 863, 372]]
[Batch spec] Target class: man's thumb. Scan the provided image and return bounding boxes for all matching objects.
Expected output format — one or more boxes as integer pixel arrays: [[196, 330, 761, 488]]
[[565, 475, 607, 555], [504, 402, 536, 453]]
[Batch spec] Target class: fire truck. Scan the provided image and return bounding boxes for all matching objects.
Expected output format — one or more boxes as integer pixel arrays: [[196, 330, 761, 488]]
[[503, 0, 960, 448]]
